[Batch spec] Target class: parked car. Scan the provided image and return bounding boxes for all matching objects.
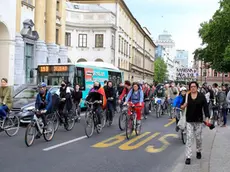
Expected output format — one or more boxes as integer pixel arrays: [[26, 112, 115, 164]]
[[12, 85, 61, 124]]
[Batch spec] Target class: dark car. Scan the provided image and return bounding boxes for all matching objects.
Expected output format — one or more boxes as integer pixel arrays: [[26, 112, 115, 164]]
[[12, 85, 61, 124]]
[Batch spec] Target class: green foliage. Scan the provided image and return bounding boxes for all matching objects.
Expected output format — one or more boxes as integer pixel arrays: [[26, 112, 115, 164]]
[[194, 0, 230, 72], [154, 58, 168, 83]]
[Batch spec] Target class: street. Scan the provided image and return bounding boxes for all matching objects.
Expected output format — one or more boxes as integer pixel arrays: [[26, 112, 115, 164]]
[[0, 112, 186, 172]]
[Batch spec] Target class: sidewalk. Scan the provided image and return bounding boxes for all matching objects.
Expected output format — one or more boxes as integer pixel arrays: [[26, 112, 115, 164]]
[[171, 125, 230, 172]]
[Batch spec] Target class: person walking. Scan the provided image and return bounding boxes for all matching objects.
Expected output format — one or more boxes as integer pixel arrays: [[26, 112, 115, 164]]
[[181, 81, 210, 165]]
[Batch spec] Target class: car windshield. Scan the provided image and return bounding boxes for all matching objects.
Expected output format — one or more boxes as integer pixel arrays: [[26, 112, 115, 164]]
[[49, 87, 59, 94], [14, 88, 37, 99]]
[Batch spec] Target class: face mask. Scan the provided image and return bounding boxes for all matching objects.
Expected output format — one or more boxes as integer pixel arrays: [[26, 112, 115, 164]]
[[39, 90, 45, 94], [94, 86, 99, 90], [61, 84, 65, 87]]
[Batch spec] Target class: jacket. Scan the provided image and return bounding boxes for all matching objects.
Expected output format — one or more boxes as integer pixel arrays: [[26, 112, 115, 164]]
[[173, 95, 184, 108], [0, 86, 12, 109], [226, 91, 230, 108], [35, 91, 52, 112], [125, 87, 144, 104], [89, 87, 107, 109]]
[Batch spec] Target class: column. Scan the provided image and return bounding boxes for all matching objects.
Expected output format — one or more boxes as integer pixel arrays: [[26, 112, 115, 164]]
[[46, 0, 59, 64], [35, 0, 45, 41], [45, 0, 56, 44], [16, 0, 21, 33], [59, 0, 68, 63]]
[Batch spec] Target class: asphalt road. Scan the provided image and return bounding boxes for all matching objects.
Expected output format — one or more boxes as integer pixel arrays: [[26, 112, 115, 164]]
[[0, 111, 186, 172]]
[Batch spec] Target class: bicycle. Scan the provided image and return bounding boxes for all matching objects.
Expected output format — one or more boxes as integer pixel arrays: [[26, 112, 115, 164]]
[[143, 98, 150, 119], [84, 100, 104, 138], [167, 98, 174, 119], [48, 107, 75, 132], [118, 103, 128, 131], [155, 97, 164, 118], [125, 103, 142, 140], [0, 110, 20, 137], [174, 107, 187, 144], [25, 109, 54, 147]]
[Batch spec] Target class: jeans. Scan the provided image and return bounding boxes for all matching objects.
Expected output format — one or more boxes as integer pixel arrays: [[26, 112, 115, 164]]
[[222, 108, 227, 125], [107, 101, 114, 121], [93, 104, 102, 124], [0, 105, 8, 118]]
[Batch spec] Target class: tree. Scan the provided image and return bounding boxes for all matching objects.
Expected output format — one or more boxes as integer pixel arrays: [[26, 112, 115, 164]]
[[194, 0, 230, 72], [154, 58, 168, 83]]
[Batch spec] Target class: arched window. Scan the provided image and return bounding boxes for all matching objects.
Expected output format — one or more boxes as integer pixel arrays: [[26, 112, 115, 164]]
[[95, 58, 104, 62], [77, 58, 87, 62]]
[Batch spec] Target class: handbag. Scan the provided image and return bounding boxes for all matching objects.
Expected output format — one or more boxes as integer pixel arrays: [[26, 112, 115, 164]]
[[177, 93, 188, 130]]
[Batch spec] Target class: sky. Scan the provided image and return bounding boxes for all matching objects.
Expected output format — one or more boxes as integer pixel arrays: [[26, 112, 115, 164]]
[[124, 0, 220, 65]]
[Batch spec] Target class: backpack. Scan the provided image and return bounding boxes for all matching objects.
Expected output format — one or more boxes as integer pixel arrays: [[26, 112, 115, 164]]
[[156, 88, 164, 97]]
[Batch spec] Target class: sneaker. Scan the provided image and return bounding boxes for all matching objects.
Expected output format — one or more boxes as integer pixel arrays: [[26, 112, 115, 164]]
[[109, 120, 113, 126], [196, 152, 202, 159], [185, 158, 191, 165]]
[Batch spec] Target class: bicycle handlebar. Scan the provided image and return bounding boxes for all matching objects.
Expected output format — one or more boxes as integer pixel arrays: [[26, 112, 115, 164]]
[[85, 100, 102, 105]]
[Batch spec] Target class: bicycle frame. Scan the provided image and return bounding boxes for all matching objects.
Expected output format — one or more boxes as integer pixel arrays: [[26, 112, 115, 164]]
[[31, 114, 44, 134]]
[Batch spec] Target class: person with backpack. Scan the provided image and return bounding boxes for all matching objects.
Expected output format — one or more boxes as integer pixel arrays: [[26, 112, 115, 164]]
[[153, 84, 166, 109], [118, 80, 132, 104]]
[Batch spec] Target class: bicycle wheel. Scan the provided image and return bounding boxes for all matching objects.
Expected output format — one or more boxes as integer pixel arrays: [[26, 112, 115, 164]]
[[181, 129, 187, 145], [51, 112, 59, 132], [156, 104, 161, 118], [135, 121, 141, 136], [5, 116, 20, 137], [85, 112, 94, 138], [25, 123, 36, 147], [64, 112, 75, 131], [125, 115, 133, 140], [119, 112, 126, 131], [43, 121, 55, 142]]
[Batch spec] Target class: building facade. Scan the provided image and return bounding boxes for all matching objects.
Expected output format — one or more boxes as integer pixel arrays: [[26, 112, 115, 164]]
[[65, 2, 116, 64], [155, 31, 176, 81], [175, 50, 188, 68], [0, 0, 17, 85], [14, 0, 69, 86], [194, 60, 230, 85], [69, 0, 156, 83]]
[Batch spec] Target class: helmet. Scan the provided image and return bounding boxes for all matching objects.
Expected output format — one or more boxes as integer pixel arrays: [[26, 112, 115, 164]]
[[180, 87, 187, 92]]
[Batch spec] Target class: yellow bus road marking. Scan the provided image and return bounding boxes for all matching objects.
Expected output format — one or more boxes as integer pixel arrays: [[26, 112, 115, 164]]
[[145, 134, 178, 153], [119, 132, 160, 151], [164, 118, 176, 127], [92, 132, 126, 148]]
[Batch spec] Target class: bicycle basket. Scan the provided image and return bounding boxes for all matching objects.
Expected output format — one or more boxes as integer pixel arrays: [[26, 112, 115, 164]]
[[157, 100, 161, 104]]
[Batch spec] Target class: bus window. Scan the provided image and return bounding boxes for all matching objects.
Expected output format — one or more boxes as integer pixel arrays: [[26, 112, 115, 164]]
[[76, 67, 85, 90], [108, 71, 122, 87]]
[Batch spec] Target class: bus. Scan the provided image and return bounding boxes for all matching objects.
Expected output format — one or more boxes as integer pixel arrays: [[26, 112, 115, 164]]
[[37, 62, 124, 107]]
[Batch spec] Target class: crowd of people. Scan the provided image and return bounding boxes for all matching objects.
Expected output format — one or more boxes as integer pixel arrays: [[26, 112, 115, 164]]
[[0, 77, 230, 165]]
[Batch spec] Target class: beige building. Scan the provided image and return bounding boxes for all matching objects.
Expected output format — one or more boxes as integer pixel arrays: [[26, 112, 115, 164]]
[[70, 0, 156, 83], [0, 0, 68, 86]]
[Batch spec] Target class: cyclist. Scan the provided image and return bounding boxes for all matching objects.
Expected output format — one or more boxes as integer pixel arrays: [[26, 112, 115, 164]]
[[56, 80, 73, 123], [217, 85, 227, 127], [35, 82, 52, 138], [72, 84, 82, 121], [117, 82, 124, 97], [86, 81, 107, 128], [172, 87, 187, 131], [143, 83, 151, 116], [0, 78, 12, 119], [124, 82, 144, 125], [153, 83, 166, 111], [118, 80, 132, 104], [105, 81, 116, 125]]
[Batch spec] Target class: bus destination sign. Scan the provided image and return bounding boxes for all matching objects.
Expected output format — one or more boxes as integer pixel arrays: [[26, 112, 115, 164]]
[[39, 66, 49, 72], [38, 65, 69, 73], [52, 66, 68, 72]]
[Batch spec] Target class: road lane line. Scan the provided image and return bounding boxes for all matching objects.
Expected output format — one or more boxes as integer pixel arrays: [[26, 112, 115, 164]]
[[145, 134, 178, 153], [164, 118, 176, 127], [119, 132, 160, 151], [43, 136, 87, 151], [92, 132, 125, 148]]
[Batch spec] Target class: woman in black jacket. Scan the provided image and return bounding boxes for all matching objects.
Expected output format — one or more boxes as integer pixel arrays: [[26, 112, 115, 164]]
[[105, 81, 116, 125], [181, 81, 210, 165]]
